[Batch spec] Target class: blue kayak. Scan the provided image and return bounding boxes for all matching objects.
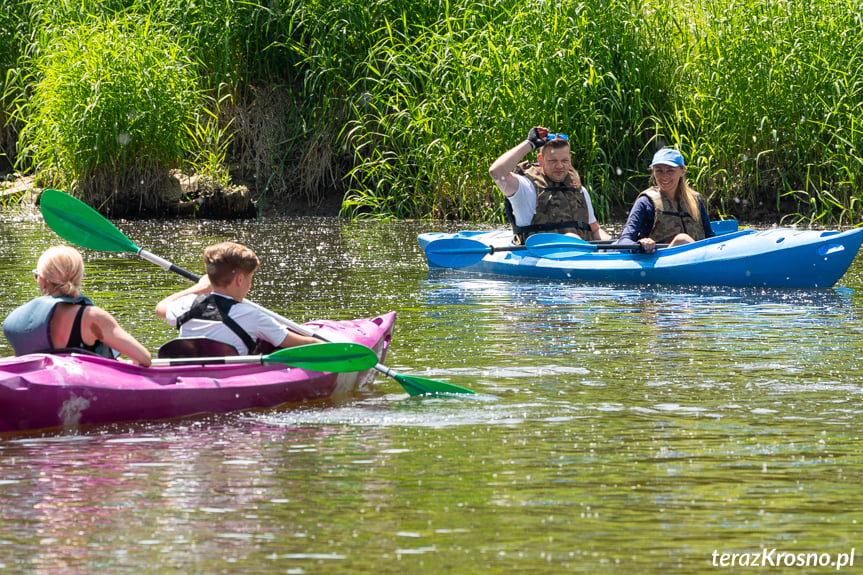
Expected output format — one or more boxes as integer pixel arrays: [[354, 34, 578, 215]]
[[418, 225, 863, 288]]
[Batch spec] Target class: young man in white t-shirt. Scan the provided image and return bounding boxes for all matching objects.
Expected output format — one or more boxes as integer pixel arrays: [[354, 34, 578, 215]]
[[155, 242, 317, 355]]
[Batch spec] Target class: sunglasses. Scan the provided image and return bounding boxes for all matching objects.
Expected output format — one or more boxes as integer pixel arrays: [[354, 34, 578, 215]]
[[547, 133, 569, 141], [32, 269, 40, 280]]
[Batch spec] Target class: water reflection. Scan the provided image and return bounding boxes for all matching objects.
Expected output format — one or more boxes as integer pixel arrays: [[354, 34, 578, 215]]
[[418, 273, 863, 398], [1, 215, 863, 573], [2, 419, 404, 573]]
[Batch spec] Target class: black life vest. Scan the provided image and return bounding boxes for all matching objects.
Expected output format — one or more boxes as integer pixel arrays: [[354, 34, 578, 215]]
[[175, 293, 260, 354]]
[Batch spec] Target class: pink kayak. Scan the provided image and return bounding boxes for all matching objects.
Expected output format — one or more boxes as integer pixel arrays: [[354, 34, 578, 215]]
[[0, 312, 396, 433]]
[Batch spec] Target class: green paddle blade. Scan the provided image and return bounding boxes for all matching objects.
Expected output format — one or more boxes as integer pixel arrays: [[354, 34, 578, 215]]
[[395, 373, 477, 396], [40, 189, 139, 254], [264, 343, 379, 373]]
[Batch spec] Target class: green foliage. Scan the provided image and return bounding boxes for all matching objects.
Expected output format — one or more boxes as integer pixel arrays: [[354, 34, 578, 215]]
[[668, 0, 863, 224], [329, 0, 679, 219], [15, 15, 199, 210], [292, 0, 863, 223], [184, 87, 234, 188], [0, 0, 29, 168], [24, 0, 301, 90], [3, 0, 863, 223]]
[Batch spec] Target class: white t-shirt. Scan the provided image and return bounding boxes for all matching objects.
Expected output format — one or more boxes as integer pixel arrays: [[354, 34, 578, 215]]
[[164, 292, 290, 355], [508, 174, 598, 228]]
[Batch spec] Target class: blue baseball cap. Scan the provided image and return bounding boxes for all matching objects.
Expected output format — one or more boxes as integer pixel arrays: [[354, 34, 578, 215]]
[[650, 148, 686, 168]]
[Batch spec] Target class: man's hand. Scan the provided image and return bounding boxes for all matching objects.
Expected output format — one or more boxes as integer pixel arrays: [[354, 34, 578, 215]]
[[527, 126, 548, 150]]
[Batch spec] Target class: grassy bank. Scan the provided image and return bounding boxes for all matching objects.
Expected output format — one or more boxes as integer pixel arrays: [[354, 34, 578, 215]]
[[2, 0, 863, 223]]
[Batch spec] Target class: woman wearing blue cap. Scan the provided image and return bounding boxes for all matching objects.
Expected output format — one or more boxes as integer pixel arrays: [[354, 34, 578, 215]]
[[617, 148, 713, 253]]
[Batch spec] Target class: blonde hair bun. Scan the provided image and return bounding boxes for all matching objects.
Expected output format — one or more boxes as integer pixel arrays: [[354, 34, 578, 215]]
[[36, 246, 84, 297]]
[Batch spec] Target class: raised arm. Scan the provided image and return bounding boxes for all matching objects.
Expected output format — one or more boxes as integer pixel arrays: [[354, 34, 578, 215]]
[[155, 275, 212, 319], [489, 127, 548, 197]]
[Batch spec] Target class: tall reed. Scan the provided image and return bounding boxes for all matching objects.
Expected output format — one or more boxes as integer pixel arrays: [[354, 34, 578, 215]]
[[15, 15, 199, 213], [291, 0, 863, 224], [0, 0, 28, 170], [324, 0, 680, 220], [3, 0, 863, 223], [666, 0, 863, 224]]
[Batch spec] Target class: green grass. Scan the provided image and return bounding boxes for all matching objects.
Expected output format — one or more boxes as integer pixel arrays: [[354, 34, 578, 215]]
[[670, 0, 863, 225], [0, 0, 28, 170], [331, 0, 677, 220], [13, 15, 199, 213], [2, 0, 863, 223]]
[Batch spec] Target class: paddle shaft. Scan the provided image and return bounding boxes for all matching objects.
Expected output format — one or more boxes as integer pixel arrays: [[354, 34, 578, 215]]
[[135, 249, 402, 377], [523, 235, 670, 260], [438, 243, 663, 254], [431, 239, 667, 256], [532, 242, 670, 251], [149, 341, 377, 372], [139, 248, 199, 281], [152, 354, 276, 366]]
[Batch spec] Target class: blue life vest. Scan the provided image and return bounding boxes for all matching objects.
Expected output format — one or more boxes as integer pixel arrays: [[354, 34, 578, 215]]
[[3, 295, 114, 358]]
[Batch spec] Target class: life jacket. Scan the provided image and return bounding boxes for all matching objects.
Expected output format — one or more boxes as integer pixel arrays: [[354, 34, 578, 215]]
[[639, 189, 706, 243], [175, 293, 260, 354], [505, 162, 592, 244], [2, 295, 114, 358]]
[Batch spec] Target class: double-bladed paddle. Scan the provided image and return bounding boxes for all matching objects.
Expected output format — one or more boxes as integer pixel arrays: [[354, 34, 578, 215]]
[[425, 221, 740, 268], [525, 234, 673, 259], [39, 189, 475, 396], [425, 234, 656, 268], [151, 342, 378, 372]]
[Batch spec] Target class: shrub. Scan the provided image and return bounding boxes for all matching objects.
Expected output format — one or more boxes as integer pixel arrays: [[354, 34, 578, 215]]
[[16, 15, 199, 214]]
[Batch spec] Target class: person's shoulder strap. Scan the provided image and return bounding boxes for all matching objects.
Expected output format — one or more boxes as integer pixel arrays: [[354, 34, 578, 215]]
[[176, 293, 258, 353], [638, 189, 661, 201], [515, 161, 538, 176], [211, 296, 258, 353], [65, 304, 87, 348]]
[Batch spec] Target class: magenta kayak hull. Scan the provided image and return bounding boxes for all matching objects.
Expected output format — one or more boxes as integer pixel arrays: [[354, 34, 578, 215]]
[[0, 312, 396, 433]]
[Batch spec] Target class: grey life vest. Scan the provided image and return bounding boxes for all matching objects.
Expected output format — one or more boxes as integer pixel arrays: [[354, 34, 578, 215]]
[[3, 295, 114, 358]]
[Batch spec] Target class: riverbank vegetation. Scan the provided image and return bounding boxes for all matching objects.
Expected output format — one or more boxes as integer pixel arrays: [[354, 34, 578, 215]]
[[1, 0, 863, 224]]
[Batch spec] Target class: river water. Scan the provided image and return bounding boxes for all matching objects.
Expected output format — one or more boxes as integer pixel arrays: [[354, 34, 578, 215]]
[[1, 214, 861, 573]]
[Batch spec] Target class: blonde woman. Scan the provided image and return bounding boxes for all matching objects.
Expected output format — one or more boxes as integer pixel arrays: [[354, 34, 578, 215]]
[[3, 246, 151, 365], [618, 148, 714, 253]]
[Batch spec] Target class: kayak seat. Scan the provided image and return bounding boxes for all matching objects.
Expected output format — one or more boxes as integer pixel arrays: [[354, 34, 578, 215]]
[[157, 338, 240, 359]]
